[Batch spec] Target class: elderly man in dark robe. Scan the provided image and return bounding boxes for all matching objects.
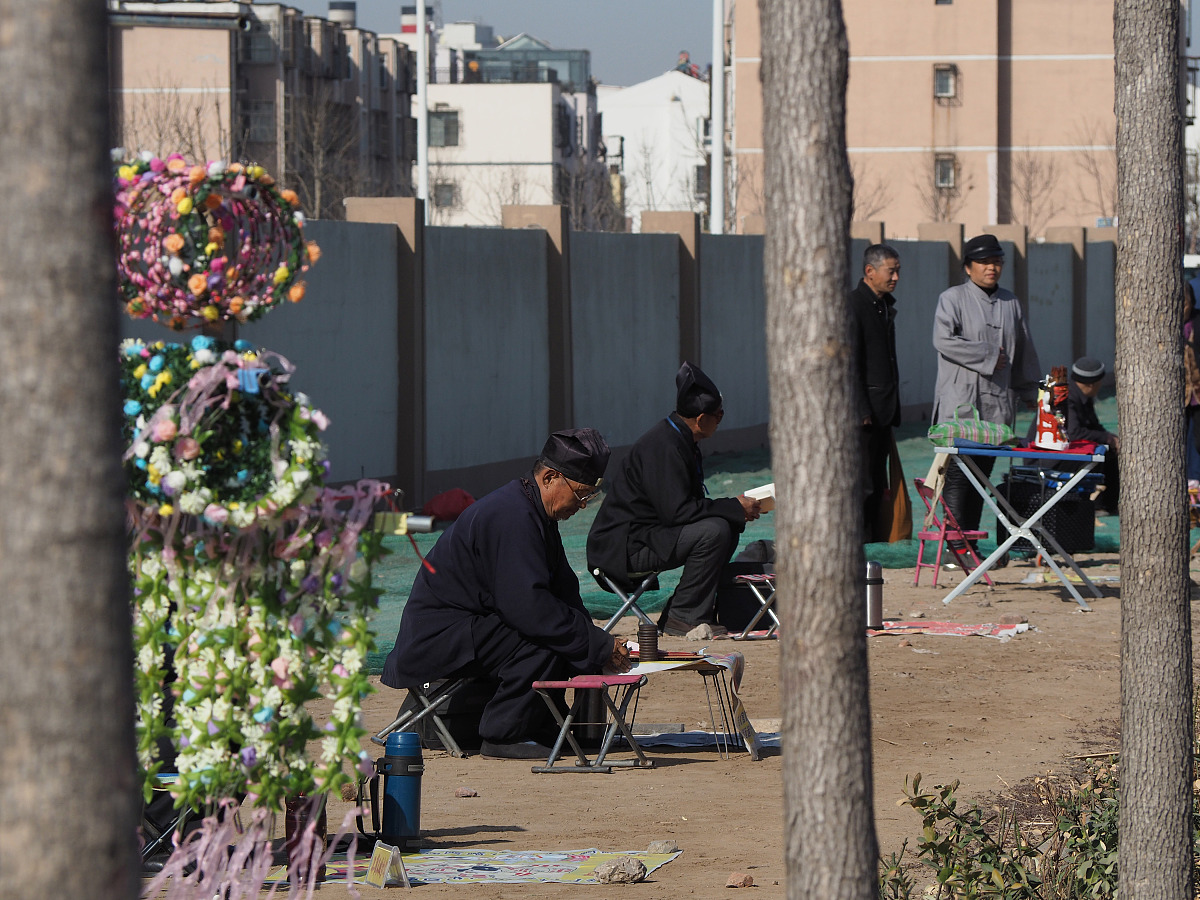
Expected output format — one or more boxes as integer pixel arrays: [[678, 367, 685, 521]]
[[381, 428, 632, 760], [587, 362, 761, 636]]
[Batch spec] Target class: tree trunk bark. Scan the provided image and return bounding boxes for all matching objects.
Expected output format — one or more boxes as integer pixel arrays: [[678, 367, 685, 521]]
[[0, 3, 138, 899], [759, 1, 878, 897], [1114, 3, 1193, 899]]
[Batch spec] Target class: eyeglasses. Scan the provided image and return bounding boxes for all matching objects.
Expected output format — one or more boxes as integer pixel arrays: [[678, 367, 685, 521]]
[[569, 481, 601, 506]]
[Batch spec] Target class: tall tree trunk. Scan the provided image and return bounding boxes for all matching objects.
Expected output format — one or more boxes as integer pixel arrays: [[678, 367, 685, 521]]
[[1114, 2, 1193, 899], [0, 3, 138, 899], [759, 1, 878, 897]]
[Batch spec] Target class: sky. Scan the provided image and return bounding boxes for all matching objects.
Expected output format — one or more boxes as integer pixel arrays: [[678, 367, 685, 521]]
[[271, 0, 713, 87]]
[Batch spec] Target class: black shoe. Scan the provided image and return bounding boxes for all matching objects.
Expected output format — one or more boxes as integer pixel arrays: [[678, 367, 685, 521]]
[[660, 616, 693, 637], [480, 739, 554, 760]]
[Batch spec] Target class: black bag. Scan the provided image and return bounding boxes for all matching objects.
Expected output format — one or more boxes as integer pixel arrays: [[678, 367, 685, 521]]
[[999, 468, 1096, 556], [716, 541, 775, 632]]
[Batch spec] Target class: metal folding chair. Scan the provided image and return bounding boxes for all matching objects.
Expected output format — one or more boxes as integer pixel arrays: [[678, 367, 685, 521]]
[[371, 678, 471, 757], [912, 477, 994, 588], [530, 673, 653, 774], [592, 569, 659, 632], [731, 573, 780, 640]]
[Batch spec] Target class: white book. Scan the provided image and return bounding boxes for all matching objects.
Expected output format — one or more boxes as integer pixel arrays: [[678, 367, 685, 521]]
[[744, 482, 775, 512]]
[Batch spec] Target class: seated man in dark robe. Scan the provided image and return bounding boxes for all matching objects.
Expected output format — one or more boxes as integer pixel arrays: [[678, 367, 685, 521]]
[[381, 428, 632, 760], [1065, 356, 1120, 513], [586, 362, 761, 636]]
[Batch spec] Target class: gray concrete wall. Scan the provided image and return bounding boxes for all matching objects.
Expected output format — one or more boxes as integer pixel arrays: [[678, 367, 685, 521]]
[[888, 238, 953, 420], [700, 234, 768, 429], [239, 219, 401, 483], [1027, 242, 1075, 373], [570, 231, 680, 447], [423, 226, 550, 470], [1085, 240, 1117, 372]]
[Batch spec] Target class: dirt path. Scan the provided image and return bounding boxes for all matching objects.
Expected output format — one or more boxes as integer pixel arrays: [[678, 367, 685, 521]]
[[271, 550, 1177, 898]]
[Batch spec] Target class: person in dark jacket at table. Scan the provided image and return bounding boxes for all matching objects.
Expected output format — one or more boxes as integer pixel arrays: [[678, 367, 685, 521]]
[[587, 362, 761, 637], [381, 428, 632, 760], [849, 243, 902, 542], [1065, 356, 1120, 514]]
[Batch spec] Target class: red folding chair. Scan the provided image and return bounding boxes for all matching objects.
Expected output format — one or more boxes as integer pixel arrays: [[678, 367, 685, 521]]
[[912, 477, 993, 588]]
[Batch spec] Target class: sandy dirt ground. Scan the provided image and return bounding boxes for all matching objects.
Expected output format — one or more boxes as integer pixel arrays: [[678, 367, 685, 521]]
[[176, 547, 1195, 898]]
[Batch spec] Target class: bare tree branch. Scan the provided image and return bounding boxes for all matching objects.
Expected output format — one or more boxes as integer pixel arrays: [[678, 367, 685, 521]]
[[1071, 117, 1118, 223], [849, 158, 892, 223], [1009, 147, 1065, 238]]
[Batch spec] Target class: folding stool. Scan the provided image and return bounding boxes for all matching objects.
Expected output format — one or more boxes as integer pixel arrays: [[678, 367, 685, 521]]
[[530, 673, 654, 774], [731, 573, 780, 640], [372, 677, 470, 757], [592, 569, 659, 633]]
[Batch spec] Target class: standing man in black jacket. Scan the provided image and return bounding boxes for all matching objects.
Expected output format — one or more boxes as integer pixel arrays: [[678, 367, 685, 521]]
[[849, 243, 902, 541], [587, 362, 761, 636]]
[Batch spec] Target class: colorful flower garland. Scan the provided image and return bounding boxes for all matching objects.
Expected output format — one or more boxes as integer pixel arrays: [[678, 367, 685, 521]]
[[114, 151, 318, 327], [123, 337, 387, 809]]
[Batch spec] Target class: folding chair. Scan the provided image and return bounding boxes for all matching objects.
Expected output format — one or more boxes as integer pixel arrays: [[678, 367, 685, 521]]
[[371, 677, 471, 757], [731, 573, 780, 640], [140, 773, 197, 866], [592, 569, 659, 633], [530, 673, 654, 773], [913, 477, 993, 589]]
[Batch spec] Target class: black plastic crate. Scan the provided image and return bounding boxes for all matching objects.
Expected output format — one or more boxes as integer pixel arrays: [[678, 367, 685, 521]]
[[998, 471, 1095, 555]]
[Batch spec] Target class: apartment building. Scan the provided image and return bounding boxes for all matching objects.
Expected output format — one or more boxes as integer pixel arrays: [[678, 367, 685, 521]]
[[422, 33, 612, 229], [597, 70, 711, 232], [108, 0, 416, 219], [727, 0, 1129, 237]]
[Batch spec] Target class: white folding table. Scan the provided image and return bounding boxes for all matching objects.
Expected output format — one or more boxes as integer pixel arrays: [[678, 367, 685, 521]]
[[934, 445, 1107, 610]]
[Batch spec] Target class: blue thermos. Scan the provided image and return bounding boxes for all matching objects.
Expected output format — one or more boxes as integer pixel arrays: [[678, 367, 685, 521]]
[[378, 731, 423, 846]]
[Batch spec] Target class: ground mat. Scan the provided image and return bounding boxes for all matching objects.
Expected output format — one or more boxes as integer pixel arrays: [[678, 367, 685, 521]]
[[264, 847, 681, 885]]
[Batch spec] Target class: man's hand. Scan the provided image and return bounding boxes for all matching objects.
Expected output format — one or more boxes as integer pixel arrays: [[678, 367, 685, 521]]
[[738, 495, 762, 521], [609, 637, 633, 673], [862, 415, 874, 427], [996, 347, 1009, 371]]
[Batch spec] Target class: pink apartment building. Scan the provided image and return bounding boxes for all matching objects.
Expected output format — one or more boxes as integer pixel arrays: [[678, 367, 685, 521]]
[[728, 0, 1136, 238]]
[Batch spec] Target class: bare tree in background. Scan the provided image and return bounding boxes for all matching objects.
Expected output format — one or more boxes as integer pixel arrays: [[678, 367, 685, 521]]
[[728, 157, 766, 230], [1114, 4, 1193, 899], [0, 2, 138, 899], [849, 157, 892, 223], [472, 165, 540, 226], [759, 0, 878, 897], [1010, 147, 1065, 238], [562, 160, 624, 232], [289, 83, 374, 220], [1072, 117, 1118, 224], [115, 72, 236, 162], [913, 151, 973, 222]]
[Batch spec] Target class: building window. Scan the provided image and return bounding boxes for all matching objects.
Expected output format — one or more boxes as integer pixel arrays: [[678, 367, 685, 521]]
[[935, 0, 952, 4], [246, 100, 276, 143], [432, 181, 459, 208], [934, 65, 956, 99], [934, 154, 957, 190], [242, 20, 278, 64], [429, 109, 459, 147]]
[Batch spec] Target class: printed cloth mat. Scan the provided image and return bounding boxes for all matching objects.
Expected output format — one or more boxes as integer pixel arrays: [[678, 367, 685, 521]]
[[264, 847, 681, 885], [867, 620, 1031, 640]]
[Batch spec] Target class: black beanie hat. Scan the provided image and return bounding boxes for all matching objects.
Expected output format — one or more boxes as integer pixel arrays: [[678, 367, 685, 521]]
[[675, 361, 723, 417], [539, 428, 610, 486]]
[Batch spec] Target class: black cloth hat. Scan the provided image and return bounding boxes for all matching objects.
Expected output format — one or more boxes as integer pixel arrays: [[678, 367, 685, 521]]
[[539, 427, 610, 486], [1071, 356, 1106, 384], [963, 233, 1005, 263], [675, 361, 723, 417]]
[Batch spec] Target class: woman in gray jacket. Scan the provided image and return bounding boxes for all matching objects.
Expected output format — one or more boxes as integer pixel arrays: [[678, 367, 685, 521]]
[[932, 234, 1041, 543]]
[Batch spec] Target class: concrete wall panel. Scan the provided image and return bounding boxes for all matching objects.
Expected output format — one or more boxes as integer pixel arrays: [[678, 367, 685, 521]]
[[1027, 242, 1074, 372], [1085, 239, 1116, 370], [236, 220, 400, 483], [700, 234, 767, 428], [424, 226, 550, 469], [570, 232, 679, 446]]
